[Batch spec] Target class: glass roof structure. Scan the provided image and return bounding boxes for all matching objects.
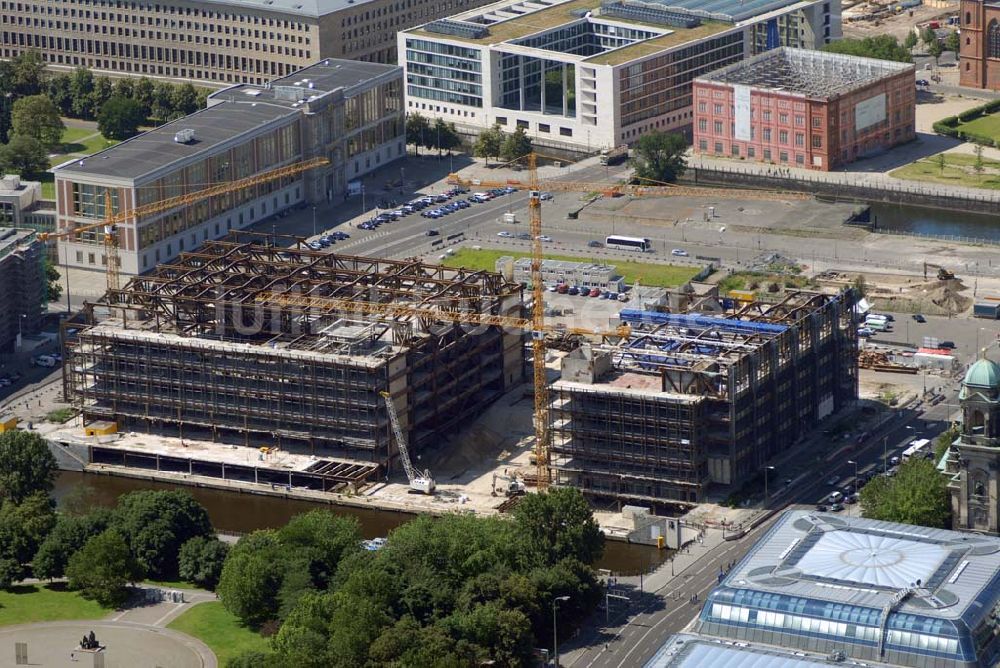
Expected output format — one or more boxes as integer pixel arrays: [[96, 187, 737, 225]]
[[795, 532, 950, 590], [645, 634, 890, 668], [617, 0, 801, 23], [694, 511, 1000, 668]]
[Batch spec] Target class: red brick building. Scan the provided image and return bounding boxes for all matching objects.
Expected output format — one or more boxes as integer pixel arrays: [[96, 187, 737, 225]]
[[692, 48, 915, 171], [960, 0, 1000, 89]]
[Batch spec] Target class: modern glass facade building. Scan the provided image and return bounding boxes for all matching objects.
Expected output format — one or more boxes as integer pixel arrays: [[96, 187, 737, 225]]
[[693, 510, 1000, 668], [399, 0, 840, 153]]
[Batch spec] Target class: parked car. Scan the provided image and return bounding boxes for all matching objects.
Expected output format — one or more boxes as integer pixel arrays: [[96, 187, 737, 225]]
[[539, 192, 553, 201], [557, 284, 569, 294], [588, 240, 603, 248], [857, 327, 874, 337], [516, 233, 532, 240], [815, 504, 829, 512], [829, 502, 845, 512], [308, 241, 323, 250], [939, 341, 956, 349], [425, 229, 440, 236], [568, 286, 580, 296], [497, 231, 513, 238], [671, 248, 689, 257], [912, 313, 926, 323], [589, 288, 602, 297], [537, 235, 553, 242], [825, 475, 841, 486], [916, 78, 930, 86]]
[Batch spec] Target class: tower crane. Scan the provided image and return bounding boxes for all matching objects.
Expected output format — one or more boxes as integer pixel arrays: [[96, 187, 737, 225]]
[[39, 156, 330, 298]]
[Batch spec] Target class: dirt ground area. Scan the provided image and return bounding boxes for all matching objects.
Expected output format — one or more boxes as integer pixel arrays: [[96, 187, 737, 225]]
[[816, 268, 974, 315], [843, 0, 957, 41]]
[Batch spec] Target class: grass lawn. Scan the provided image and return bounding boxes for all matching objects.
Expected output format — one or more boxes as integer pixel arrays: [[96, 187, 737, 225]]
[[442, 248, 699, 288], [0, 583, 107, 627], [60, 127, 95, 144], [167, 602, 269, 665], [956, 112, 1000, 142], [145, 579, 200, 590], [889, 153, 1000, 190]]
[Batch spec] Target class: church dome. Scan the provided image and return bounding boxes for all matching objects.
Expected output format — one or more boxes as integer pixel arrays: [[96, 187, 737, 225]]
[[964, 358, 1000, 389]]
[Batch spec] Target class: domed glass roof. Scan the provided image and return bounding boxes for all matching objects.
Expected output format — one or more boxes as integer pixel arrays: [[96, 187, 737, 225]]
[[964, 358, 1000, 389]]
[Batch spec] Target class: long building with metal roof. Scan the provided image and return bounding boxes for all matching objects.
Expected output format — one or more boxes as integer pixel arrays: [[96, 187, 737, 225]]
[[692, 510, 1000, 668], [398, 0, 840, 153]]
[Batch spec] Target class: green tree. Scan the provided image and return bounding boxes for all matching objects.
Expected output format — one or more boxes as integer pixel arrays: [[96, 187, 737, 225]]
[[278, 511, 361, 590], [823, 35, 912, 63], [134, 77, 155, 118], [171, 83, 199, 116], [32, 510, 112, 580], [448, 601, 534, 667], [66, 530, 143, 608], [110, 490, 213, 579], [114, 77, 135, 101], [934, 425, 960, 463], [928, 38, 944, 65], [431, 118, 461, 156], [43, 258, 62, 302], [852, 274, 867, 298], [860, 458, 950, 528], [10, 51, 46, 97], [226, 650, 279, 668], [405, 112, 430, 155], [935, 153, 946, 174], [921, 26, 936, 46], [0, 431, 58, 504], [630, 131, 688, 184], [513, 487, 604, 565], [0, 492, 56, 586], [69, 67, 95, 119], [474, 124, 505, 165], [945, 30, 960, 53], [10, 95, 65, 149], [500, 126, 532, 163], [0, 135, 48, 176], [974, 143, 986, 177], [150, 82, 175, 122], [178, 536, 230, 590], [217, 530, 286, 627], [903, 31, 918, 51], [97, 96, 146, 140], [46, 74, 74, 117], [92, 77, 115, 112]]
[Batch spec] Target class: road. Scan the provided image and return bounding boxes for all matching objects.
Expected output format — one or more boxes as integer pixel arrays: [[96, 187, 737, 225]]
[[564, 383, 962, 667]]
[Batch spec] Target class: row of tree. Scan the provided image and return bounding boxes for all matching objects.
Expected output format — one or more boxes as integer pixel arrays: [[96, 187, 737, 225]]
[[0, 431, 227, 607], [0, 51, 210, 152], [405, 113, 462, 156], [473, 124, 533, 166], [860, 456, 951, 529], [221, 488, 605, 667]]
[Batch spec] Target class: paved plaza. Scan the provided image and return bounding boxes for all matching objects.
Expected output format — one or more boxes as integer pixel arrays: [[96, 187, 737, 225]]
[[0, 621, 215, 668]]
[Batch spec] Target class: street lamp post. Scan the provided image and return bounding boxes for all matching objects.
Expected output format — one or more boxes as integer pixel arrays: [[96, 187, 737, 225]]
[[312, 205, 317, 238], [883, 436, 889, 474], [763, 465, 775, 502], [16, 314, 25, 351], [553, 596, 570, 667]]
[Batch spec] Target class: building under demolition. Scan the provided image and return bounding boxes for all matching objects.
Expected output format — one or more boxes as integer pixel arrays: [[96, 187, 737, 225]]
[[550, 289, 858, 509], [62, 234, 525, 486]]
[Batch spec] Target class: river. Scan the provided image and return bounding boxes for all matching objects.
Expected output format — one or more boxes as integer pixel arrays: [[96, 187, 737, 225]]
[[53, 472, 670, 575], [870, 202, 1000, 242]]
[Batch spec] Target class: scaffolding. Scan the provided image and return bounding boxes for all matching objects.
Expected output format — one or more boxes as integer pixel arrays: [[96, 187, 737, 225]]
[[700, 47, 913, 99], [550, 290, 858, 510], [62, 232, 526, 473]]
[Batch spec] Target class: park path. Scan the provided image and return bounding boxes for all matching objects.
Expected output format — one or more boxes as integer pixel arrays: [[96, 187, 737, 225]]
[[106, 584, 217, 628]]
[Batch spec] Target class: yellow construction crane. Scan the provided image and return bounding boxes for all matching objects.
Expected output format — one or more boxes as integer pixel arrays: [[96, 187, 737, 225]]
[[39, 156, 330, 297]]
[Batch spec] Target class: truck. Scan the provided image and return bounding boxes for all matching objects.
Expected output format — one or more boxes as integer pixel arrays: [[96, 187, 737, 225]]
[[974, 302, 1000, 319], [599, 146, 628, 166]]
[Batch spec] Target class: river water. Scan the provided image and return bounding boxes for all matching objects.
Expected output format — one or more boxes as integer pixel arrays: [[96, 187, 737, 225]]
[[870, 202, 1000, 241], [53, 472, 670, 575]]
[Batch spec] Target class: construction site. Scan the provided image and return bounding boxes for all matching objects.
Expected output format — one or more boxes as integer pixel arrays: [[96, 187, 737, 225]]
[[59, 232, 526, 492], [549, 289, 859, 510]]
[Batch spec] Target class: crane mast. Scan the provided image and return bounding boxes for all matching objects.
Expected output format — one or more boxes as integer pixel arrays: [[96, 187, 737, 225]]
[[380, 392, 435, 494]]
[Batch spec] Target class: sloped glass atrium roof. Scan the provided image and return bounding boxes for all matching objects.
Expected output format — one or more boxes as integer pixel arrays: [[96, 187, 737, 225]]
[[795, 532, 949, 590]]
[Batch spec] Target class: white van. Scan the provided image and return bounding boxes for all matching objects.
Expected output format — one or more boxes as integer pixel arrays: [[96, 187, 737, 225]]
[[34, 355, 57, 368], [828, 491, 844, 504]]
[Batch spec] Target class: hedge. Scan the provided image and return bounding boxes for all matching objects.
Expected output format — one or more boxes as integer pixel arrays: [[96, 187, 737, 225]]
[[931, 98, 1000, 147]]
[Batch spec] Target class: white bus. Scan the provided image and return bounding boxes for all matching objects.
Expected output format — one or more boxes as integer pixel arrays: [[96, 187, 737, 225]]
[[605, 235, 652, 252], [902, 438, 931, 461]]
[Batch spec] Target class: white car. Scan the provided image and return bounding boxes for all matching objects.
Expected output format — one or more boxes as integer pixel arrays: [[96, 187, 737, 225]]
[[671, 248, 689, 257], [539, 192, 553, 201], [537, 235, 553, 242], [497, 231, 513, 238], [826, 475, 841, 486]]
